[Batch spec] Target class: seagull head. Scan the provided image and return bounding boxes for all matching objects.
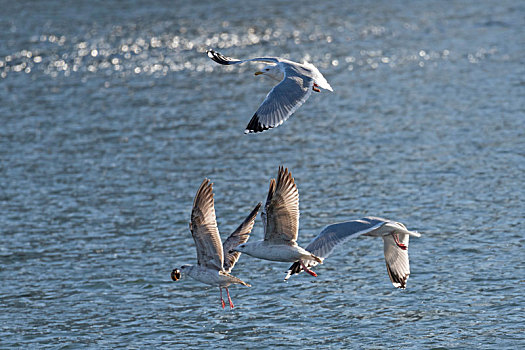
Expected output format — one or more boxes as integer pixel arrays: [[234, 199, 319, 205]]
[[171, 264, 191, 281], [170, 268, 181, 281], [254, 65, 282, 81]]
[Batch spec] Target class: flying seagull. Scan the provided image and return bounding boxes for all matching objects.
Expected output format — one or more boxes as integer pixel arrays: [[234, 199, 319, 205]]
[[232, 167, 322, 277], [207, 49, 333, 134], [284, 217, 421, 289], [171, 179, 261, 309]]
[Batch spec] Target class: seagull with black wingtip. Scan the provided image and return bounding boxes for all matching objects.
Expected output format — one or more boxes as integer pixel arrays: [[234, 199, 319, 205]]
[[284, 217, 421, 289], [207, 49, 333, 134]]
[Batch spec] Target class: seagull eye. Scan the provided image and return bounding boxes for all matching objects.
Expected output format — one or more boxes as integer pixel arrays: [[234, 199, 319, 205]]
[[265, 68, 269, 71]]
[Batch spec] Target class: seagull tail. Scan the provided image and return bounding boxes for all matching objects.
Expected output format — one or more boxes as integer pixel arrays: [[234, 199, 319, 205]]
[[312, 254, 323, 264], [230, 275, 251, 287], [284, 261, 302, 281], [238, 279, 251, 287]]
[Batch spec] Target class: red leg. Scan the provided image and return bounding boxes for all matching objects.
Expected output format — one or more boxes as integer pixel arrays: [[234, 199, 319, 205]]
[[393, 234, 407, 250], [226, 288, 234, 309], [299, 260, 318, 277], [220, 287, 225, 309], [313, 83, 321, 92]]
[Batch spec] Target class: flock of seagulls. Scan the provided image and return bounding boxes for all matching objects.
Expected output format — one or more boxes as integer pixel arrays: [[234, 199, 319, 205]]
[[170, 49, 421, 309]]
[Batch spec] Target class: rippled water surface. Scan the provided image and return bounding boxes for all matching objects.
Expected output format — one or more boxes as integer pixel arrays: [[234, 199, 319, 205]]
[[1, 0, 524, 348]]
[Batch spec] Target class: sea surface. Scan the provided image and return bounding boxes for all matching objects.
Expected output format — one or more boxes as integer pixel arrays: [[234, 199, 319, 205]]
[[1, 0, 524, 348]]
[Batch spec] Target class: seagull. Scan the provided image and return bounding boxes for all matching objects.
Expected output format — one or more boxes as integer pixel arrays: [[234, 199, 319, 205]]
[[206, 49, 333, 134], [232, 167, 323, 277], [171, 179, 261, 309], [284, 217, 421, 289]]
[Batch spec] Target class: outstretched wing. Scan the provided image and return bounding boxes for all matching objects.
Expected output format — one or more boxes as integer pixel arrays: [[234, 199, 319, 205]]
[[222, 202, 262, 273], [189, 179, 224, 270], [245, 67, 313, 133], [284, 218, 386, 280], [263, 167, 300, 245], [383, 233, 410, 289], [304, 219, 387, 259], [207, 48, 279, 65]]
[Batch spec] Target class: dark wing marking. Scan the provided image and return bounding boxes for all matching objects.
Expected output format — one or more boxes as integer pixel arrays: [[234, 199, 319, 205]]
[[222, 202, 261, 273]]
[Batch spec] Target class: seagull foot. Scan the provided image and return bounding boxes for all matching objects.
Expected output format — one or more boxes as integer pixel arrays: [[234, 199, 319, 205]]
[[226, 288, 235, 309], [300, 260, 318, 277], [393, 233, 408, 250], [220, 287, 226, 309]]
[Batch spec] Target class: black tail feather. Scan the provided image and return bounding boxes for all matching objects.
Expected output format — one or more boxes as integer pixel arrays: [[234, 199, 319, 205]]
[[284, 261, 303, 281]]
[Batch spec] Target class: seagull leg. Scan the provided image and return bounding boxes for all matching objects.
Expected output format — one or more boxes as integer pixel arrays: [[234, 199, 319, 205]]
[[313, 83, 321, 92], [392, 233, 408, 250], [220, 287, 226, 309], [299, 260, 318, 277], [226, 288, 234, 309]]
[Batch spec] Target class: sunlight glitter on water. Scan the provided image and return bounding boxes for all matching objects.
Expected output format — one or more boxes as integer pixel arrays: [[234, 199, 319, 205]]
[[0, 19, 469, 80]]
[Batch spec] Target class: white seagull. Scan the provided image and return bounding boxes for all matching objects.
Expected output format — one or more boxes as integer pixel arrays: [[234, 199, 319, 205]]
[[171, 179, 261, 309], [284, 217, 421, 289], [207, 49, 333, 134], [232, 167, 323, 276]]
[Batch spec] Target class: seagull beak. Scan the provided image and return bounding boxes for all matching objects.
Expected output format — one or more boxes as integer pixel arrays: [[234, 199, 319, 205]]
[[254, 71, 263, 76], [171, 269, 181, 281]]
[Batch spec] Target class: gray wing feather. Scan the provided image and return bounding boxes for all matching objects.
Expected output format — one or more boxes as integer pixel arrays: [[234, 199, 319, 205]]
[[245, 68, 313, 133], [222, 202, 261, 273], [304, 219, 387, 259], [189, 179, 224, 271], [283, 220, 387, 280]]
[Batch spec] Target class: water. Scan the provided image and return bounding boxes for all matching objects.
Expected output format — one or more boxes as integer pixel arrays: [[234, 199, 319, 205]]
[[1, 0, 524, 348]]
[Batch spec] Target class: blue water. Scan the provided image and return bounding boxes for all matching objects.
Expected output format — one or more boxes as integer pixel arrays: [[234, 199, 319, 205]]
[[1, 0, 524, 348]]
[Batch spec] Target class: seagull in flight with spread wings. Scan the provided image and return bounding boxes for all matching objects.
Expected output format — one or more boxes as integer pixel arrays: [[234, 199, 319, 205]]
[[232, 167, 322, 277], [207, 49, 333, 134], [171, 179, 261, 309], [284, 217, 421, 289]]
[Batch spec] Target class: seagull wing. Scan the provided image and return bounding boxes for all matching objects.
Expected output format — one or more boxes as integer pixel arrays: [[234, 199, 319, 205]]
[[263, 166, 299, 245], [383, 233, 411, 289], [284, 218, 386, 280], [207, 48, 279, 65], [222, 202, 261, 273], [305, 219, 389, 259], [245, 66, 313, 133], [189, 179, 224, 271]]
